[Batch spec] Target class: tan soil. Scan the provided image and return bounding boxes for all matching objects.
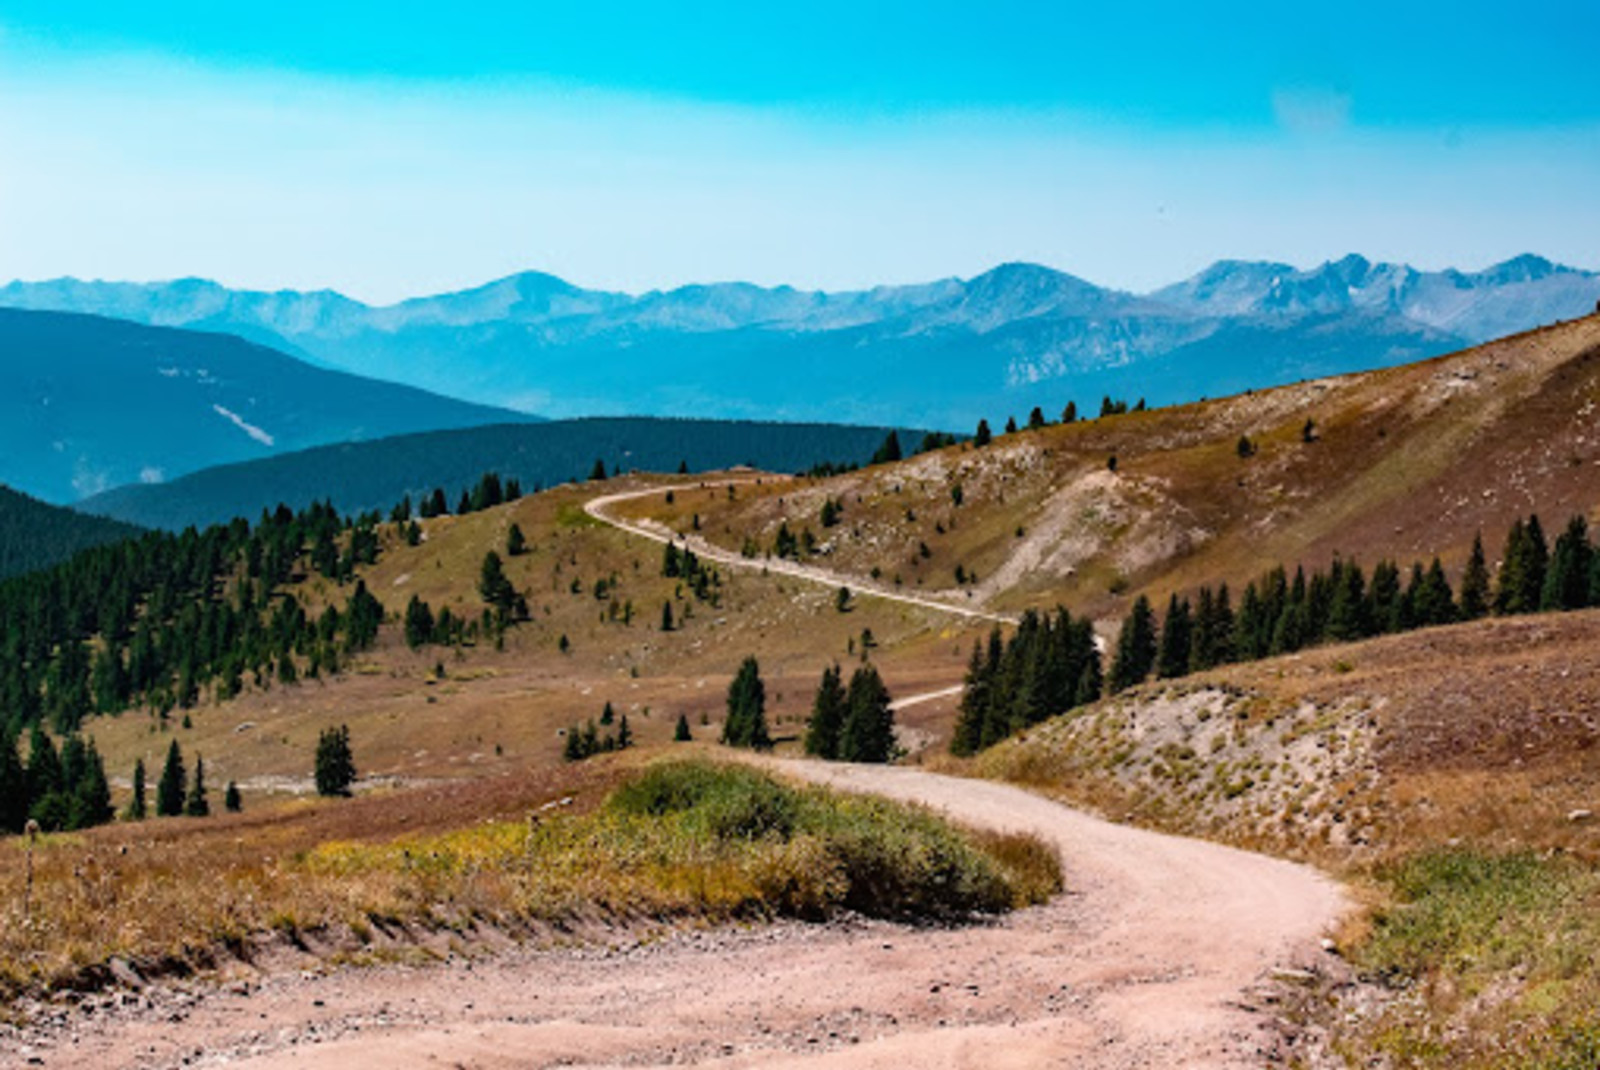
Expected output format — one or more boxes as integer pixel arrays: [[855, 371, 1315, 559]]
[[5, 763, 1345, 1070]]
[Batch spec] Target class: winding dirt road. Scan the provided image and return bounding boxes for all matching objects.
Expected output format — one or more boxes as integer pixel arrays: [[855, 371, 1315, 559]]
[[9, 763, 1345, 1070], [584, 484, 1019, 626]]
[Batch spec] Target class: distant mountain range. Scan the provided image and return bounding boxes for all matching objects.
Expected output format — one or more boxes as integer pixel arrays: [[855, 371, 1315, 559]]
[[0, 309, 535, 504], [80, 417, 940, 531], [4, 255, 1595, 432]]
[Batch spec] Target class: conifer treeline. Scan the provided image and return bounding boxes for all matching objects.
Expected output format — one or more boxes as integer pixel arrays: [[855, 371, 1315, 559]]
[[0, 502, 389, 749], [1108, 512, 1598, 692], [950, 608, 1102, 757]]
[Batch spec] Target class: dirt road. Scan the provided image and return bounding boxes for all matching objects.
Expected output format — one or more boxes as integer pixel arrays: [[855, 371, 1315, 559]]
[[584, 484, 1019, 626], [7, 763, 1345, 1069]]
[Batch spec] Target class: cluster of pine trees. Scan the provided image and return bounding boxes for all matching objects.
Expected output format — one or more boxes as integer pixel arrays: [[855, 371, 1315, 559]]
[[661, 543, 720, 603], [971, 397, 1144, 447], [803, 663, 896, 763], [1108, 512, 1600, 694], [950, 608, 1103, 757], [0, 728, 112, 833], [0, 503, 389, 745], [562, 702, 635, 762], [412, 472, 526, 520]]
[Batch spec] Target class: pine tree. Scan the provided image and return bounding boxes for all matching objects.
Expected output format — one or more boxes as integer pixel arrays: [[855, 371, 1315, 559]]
[[156, 740, 186, 817], [871, 431, 903, 465], [1541, 514, 1592, 611], [839, 664, 895, 763], [1110, 596, 1157, 692], [479, 551, 515, 611], [314, 725, 356, 797], [673, 713, 692, 742], [804, 664, 847, 759], [126, 757, 148, 821], [588, 458, 609, 482], [661, 600, 675, 632], [224, 781, 242, 812], [973, 419, 992, 447], [1027, 406, 1046, 430], [1458, 533, 1491, 620], [600, 701, 615, 726], [0, 730, 27, 834], [184, 756, 210, 817], [1156, 595, 1193, 679], [720, 656, 772, 750], [616, 714, 633, 750], [404, 595, 436, 649], [507, 523, 527, 557], [1004, 416, 1018, 434], [1062, 401, 1078, 423]]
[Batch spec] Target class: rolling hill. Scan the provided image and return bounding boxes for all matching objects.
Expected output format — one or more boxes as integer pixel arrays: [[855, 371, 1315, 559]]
[[78, 416, 940, 529], [0, 308, 537, 504], [0, 484, 143, 579], [5, 255, 1595, 430]]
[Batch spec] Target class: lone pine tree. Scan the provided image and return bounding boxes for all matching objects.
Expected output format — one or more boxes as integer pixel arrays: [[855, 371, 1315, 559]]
[[720, 656, 772, 750], [315, 725, 356, 797], [156, 739, 186, 818]]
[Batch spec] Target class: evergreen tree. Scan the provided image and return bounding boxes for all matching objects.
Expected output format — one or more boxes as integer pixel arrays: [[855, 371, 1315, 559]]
[[184, 755, 210, 817], [804, 664, 847, 759], [404, 595, 436, 649], [562, 725, 584, 762], [1027, 406, 1047, 430], [1496, 515, 1548, 614], [126, 757, 147, 821], [1062, 401, 1078, 423], [478, 551, 516, 612], [1414, 558, 1457, 626], [507, 523, 527, 557], [871, 431, 902, 465], [225, 781, 242, 813], [588, 458, 609, 482], [839, 664, 895, 763], [1541, 514, 1592, 611], [156, 740, 186, 817], [600, 701, 615, 726], [673, 713, 692, 742], [1004, 416, 1019, 434], [616, 714, 633, 750], [1458, 533, 1491, 620], [661, 600, 675, 632], [720, 656, 772, 750], [314, 725, 356, 797], [0, 730, 27, 834], [1156, 595, 1193, 679], [973, 419, 992, 447], [1110, 595, 1157, 692]]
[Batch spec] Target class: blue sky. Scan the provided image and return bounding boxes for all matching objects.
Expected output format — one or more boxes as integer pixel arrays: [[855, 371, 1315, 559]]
[[0, 2, 1595, 301]]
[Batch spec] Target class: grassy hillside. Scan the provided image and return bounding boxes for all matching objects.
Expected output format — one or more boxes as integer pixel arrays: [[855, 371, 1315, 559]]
[[0, 484, 143, 580], [80, 417, 941, 530], [0, 308, 535, 504], [612, 312, 1600, 627]]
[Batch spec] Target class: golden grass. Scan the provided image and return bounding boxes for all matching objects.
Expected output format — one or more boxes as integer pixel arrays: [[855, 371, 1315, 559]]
[[0, 757, 1059, 1002]]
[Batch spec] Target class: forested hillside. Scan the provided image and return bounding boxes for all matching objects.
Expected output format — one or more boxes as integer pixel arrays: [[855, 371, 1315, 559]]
[[81, 417, 942, 530], [0, 485, 144, 580]]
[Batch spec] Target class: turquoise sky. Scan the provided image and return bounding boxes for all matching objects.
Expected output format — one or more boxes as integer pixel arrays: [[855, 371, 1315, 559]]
[[0, 2, 1595, 299]]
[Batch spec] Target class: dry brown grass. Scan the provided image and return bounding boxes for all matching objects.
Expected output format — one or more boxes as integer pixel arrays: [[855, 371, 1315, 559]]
[[0, 754, 1059, 1003]]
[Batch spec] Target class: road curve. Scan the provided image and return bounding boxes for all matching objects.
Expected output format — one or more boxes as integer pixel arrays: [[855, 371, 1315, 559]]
[[584, 483, 1019, 626], [20, 762, 1346, 1070]]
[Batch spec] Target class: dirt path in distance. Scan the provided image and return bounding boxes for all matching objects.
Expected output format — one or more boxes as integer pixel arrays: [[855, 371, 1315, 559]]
[[585, 484, 1019, 626], [7, 763, 1346, 1070]]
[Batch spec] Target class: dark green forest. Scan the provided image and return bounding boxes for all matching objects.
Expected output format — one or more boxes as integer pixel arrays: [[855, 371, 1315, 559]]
[[82, 417, 953, 531], [0, 485, 145, 580]]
